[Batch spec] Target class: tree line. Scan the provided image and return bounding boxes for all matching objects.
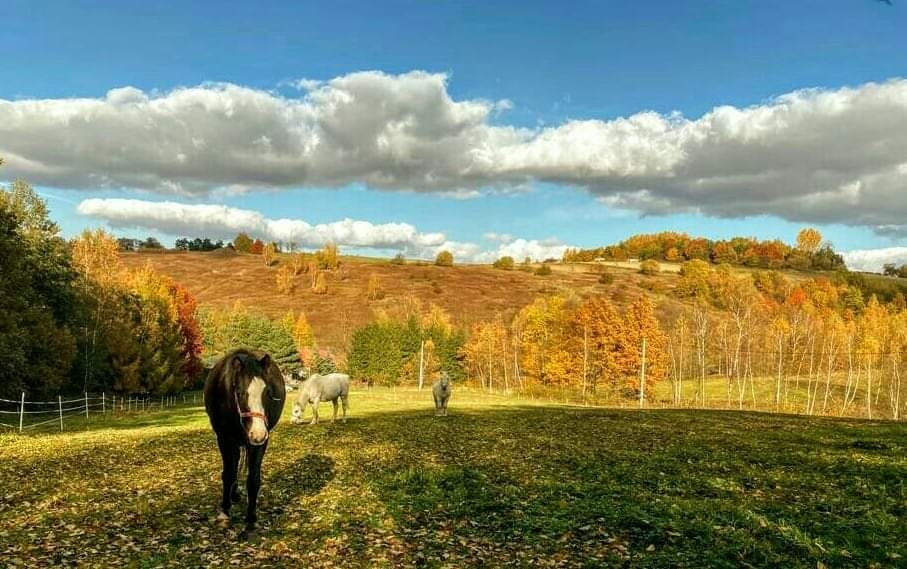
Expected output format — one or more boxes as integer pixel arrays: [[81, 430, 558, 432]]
[[0, 175, 203, 398], [667, 261, 905, 419], [563, 228, 845, 271]]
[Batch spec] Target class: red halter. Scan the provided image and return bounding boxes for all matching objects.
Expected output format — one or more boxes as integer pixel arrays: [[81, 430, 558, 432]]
[[234, 392, 268, 428]]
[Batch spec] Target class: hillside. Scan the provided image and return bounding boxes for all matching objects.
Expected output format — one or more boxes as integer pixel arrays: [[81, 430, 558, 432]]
[[120, 251, 688, 353]]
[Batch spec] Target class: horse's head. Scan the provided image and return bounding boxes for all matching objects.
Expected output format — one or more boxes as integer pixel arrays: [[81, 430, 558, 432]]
[[227, 352, 275, 446]]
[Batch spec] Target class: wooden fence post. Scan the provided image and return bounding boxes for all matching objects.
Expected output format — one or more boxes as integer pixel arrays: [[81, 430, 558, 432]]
[[85, 392, 90, 421], [58, 395, 64, 431], [102, 392, 106, 414], [19, 392, 25, 433], [418, 340, 425, 390]]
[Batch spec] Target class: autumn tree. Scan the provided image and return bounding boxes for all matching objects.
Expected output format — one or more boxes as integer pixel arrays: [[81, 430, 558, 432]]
[[493, 256, 515, 270], [276, 265, 296, 294], [366, 273, 384, 300], [435, 250, 454, 267], [291, 253, 307, 275], [312, 271, 328, 295], [620, 296, 668, 396], [263, 243, 277, 266], [250, 239, 264, 255], [796, 228, 823, 254], [233, 232, 253, 253], [292, 312, 315, 353], [316, 242, 340, 270]]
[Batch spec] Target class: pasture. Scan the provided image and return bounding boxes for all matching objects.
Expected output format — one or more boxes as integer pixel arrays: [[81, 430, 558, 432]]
[[1, 388, 905, 568]]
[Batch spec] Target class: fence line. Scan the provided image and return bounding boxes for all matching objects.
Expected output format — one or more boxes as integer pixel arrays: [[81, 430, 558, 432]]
[[0, 391, 202, 433]]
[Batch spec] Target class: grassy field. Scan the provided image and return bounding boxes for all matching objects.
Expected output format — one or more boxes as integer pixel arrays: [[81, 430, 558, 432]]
[[2, 389, 904, 568]]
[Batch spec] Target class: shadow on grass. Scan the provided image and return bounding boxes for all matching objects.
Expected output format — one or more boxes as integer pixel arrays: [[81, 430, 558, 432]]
[[2, 403, 905, 567]]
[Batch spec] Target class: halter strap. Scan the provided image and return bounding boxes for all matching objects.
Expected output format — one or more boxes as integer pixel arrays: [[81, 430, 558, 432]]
[[234, 391, 269, 429]]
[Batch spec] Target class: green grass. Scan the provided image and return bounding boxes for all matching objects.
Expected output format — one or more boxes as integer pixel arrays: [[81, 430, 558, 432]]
[[1, 388, 905, 567]]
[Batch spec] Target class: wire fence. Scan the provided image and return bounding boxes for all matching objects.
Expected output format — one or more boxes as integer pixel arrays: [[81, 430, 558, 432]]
[[0, 391, 202, 433]]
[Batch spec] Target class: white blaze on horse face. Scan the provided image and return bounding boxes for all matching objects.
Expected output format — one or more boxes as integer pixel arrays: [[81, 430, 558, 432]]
[[247, 377, 268, 445]]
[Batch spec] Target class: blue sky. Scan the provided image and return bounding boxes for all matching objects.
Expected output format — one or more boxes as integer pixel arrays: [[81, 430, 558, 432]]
[[2, 1, 907, 266]]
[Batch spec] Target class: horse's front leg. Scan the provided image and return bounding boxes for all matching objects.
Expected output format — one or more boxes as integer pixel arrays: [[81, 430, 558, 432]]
[[331, 399, 338, 423], [242, 442, 267, 539], [310, 398, 320, 424], [216, 436, 239, 525]]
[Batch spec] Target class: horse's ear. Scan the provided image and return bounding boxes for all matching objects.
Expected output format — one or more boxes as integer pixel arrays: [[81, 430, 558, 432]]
[[230, 356, 243, 372], [259, 353, 271, 368]]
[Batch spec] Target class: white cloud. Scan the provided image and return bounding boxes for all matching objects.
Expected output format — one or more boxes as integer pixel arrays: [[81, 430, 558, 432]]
[[76, 197, 566, 262], [77, 198, 445, 252], [9, 72, 907, 233], [483, 232, 514, 243], [842, 247, 907, 273], [475, 238, 569, 264]]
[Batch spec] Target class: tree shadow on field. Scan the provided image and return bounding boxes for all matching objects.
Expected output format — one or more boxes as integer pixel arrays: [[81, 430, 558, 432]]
[[0, 420, 337, 566], [329, 404, 907, 568], [2, 403, 905, 567]]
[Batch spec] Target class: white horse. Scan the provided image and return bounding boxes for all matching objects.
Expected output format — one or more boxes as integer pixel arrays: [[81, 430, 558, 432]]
[[291, 373, 350, 424], [432, 372, 451, 416]]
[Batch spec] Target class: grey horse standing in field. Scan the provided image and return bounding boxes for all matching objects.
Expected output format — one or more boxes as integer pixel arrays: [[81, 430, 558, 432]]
[[291, 373, 350, 424], [432, 372, 451, 416]]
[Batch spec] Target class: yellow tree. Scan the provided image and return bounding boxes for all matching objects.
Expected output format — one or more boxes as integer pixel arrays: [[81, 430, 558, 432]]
[[72, 228, 120, 288], [619, 296, 668, 396], [573, 296, 623, 395], [514, 295, 571, 385], [366, 273, 383, 300], [435, 250, 454, 267], [291, 253, 307, 275], [462, 319, 509, 390], [316, 242, 339, 270], [292, 311, 315, 352], [275, 265, 295, 294], [856, 297, 886, 419], [796, 228, 823, 254], [312, 271, 328, 295], [263, 243, 277, 266]]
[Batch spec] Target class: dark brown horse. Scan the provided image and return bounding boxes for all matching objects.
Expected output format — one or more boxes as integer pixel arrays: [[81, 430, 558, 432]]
[[204, 348, 285, 538]]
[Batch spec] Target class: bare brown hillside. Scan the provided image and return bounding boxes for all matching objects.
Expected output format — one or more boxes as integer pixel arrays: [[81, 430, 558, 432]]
[[121, 251, 683, 352]]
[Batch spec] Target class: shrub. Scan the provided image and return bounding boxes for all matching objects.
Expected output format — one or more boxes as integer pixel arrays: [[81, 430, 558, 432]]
[[263, 243, 277, 266], [493, 256, 515, 270], [535, 264, 552, 276], [390, 253, 406, 265], [639, 259, 660, 275], [366, 273, 384, 300], [316, 242, 340, 270], [275, 265, 295, 294], [250, 239, 264, 255], [435, 250, 454, 267], [291, 253, 307, 275], [233, 232, 253, 253], [598, 271, 614, 285], [312, 272, 328, 294]]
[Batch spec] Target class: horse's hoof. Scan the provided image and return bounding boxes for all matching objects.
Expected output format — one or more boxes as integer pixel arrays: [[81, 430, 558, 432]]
[[240, 526, 257, 541], [215, 512, 230, 527]]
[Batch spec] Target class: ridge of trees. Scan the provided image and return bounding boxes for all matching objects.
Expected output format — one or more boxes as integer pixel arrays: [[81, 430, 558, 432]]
[[562, 228, 845, 271]]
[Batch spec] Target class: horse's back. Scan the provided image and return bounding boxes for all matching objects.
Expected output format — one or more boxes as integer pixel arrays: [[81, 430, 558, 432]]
[[321, 373, 350, 400]]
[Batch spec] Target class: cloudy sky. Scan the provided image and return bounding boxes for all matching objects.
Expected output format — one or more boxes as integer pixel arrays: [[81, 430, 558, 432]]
[[3, 1, 907, 268]]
